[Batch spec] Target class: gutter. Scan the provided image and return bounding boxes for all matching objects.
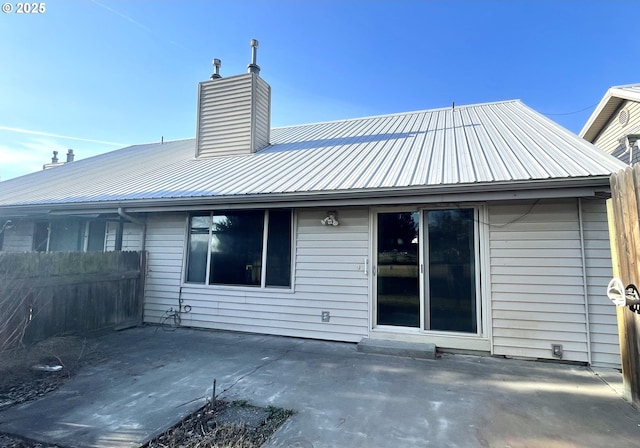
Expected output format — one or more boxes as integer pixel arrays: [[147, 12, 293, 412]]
[[0, 177, 615, 217], [577, 198, 592, 365]]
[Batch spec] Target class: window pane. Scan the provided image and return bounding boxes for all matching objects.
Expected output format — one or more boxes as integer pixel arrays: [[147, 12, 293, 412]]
[[266, 209, 292, 287], [49, 220, 82, 252], [427, 208, 476, 333], [186, 215, 211, 283], [33, 222, 49, 252], [87, 221, 106, 252], [210, 210, 264, 286], [376, 212, 420, 327]]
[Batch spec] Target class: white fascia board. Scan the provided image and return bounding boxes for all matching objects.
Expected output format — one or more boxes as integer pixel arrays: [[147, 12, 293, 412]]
[[0, 177, 612, 216], [580, 86, 640, 141]]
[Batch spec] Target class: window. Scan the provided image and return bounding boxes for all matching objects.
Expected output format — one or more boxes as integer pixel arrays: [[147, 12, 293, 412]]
[[33, 222, 49, 252], [186, 209, 292, 288], [32, 219, 107, 252]]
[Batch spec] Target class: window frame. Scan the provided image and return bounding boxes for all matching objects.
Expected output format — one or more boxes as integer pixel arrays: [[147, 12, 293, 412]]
[[32, 218, 108, 253], [184, 209, 295, 290]]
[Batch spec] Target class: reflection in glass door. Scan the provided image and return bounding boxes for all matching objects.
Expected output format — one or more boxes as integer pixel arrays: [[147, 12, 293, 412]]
[[425, 209, 477, 333], [376, 212, 420, 327]]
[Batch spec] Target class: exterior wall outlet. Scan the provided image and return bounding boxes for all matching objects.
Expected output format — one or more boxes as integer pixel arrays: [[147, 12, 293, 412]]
[[321, 311, 330, 322], [552, 344, 563, 359]]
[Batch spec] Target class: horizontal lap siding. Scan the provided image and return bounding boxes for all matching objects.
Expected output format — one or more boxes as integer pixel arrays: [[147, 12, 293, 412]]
[[144, 208, 370, 342], [593, 100, 640, 155], [2, 221, 33, 252], [489, 199, 589, 362], [143, 214, 187, 324], [105, 222, 143, 251], [581, 199, 620, 368]]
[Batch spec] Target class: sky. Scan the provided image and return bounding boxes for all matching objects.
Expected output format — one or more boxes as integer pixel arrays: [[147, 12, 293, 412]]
[[0, 0, 639, 181]]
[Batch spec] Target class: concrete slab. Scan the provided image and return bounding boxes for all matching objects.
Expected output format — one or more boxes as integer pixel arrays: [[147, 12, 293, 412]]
[[357, 338, 436, 359], [0, 327, 638, 448]]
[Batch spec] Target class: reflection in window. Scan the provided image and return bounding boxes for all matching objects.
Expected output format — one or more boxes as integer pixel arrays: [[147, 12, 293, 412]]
[[210, 210, 264, 286], [186, 209, 292, 288], [266, 209, 292, 287], [186, 215, 211, 283], [33, 219, 108, 253]]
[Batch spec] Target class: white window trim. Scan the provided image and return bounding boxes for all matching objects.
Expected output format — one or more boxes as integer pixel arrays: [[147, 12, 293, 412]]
[[370, 203, 490, 342], [183, 208, 296, 291]]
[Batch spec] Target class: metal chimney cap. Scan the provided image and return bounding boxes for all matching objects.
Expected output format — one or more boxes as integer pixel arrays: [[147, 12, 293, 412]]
[[247, 38, 260, 74], [210, 58, 222, 79]]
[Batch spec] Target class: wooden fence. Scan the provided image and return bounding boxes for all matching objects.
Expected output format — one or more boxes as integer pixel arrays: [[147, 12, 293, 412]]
[[0, 251, 146, 350], [608, 165, 640, 407]]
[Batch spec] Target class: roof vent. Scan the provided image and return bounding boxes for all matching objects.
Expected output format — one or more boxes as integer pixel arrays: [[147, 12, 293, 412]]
[[210, 58, 222, 80], [66, 149, 74, 162], [247, 39, 260, 75], [619, 109, 630, 127]]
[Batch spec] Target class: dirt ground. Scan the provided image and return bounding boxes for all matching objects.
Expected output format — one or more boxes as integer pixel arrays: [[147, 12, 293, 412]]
[[0, 335, 292, 448]]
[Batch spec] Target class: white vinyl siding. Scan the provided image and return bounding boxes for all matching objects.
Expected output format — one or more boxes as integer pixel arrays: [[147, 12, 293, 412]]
[[489, 199, 589, 363], [105, 222, 143, 251], [593, 99, 640, 161], [143, 214, 186, 324], [1, 221, 34, 252], [581, 199, 620, 368], [196, 73, 270, 157], [252, 76, 270, 150], [143, 208, 370, 342]]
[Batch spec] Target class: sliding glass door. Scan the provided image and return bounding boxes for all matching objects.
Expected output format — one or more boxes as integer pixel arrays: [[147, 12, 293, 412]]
[[375, 207, 480, 334]]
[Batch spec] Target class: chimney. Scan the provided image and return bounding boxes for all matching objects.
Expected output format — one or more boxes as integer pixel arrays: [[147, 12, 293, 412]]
[[66, 149, 74, 162], [52, 151, 59, 164], [195, 39, 271, 158]]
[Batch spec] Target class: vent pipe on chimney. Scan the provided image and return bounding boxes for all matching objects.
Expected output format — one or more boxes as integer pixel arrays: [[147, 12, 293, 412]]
[[210, 58, 222, 79], [66, 149, 74, 162], [51, 151, 59, 164], [247, 39, 260, 74]]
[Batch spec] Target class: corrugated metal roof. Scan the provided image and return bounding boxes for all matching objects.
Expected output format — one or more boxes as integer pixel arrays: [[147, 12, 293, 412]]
[[0, 100, 625, 209], [580, 83, 640, 142]]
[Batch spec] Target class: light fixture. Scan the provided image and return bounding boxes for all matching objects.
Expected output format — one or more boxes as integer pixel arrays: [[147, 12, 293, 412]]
[[0, 219, 13, 233], [320, 211, 339, 226]]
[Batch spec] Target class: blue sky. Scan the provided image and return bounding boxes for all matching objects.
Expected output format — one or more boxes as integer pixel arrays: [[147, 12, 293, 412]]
[[0, 0, 638, 180]]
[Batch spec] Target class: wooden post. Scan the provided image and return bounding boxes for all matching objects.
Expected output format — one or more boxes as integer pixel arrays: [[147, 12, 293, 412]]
[[608, 165, 640, 407], [137, 251, 147, 326]]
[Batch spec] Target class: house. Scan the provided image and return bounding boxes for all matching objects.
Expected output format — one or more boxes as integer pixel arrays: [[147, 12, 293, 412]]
[[580, 83, 640, 164], [0, 42, 627, 368]]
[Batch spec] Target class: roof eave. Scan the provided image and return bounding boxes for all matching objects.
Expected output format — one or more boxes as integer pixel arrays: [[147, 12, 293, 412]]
[[0, 176, 613, 217], [580, 86, 640, 142]]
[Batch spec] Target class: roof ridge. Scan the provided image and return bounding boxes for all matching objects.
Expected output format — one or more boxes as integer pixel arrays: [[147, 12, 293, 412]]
[[272, 99, 522, 130], [610, 82, 640, 89]]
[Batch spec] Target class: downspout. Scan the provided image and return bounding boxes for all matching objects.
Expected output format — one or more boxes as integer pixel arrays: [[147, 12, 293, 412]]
[[117, 207, 147, 251], [578, 198, 592, 365]]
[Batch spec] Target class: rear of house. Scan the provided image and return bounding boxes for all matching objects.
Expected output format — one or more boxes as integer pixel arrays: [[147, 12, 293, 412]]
[[0, 46, 626, 368]]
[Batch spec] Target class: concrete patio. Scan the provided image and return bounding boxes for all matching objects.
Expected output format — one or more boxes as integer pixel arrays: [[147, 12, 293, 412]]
[[0, 327, 639, 448]]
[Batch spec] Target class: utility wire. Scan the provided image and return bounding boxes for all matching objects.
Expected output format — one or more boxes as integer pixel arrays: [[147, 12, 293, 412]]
[[539, 102, 599, 116]]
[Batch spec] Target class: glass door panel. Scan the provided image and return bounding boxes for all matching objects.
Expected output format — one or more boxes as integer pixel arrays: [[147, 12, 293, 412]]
[[425, 209, 476, 333], [376, 212, 420, 327]]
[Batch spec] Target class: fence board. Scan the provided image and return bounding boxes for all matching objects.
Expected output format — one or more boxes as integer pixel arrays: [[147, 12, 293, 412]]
[[609, 165, 640, 407], [0, 251, 146, 349]]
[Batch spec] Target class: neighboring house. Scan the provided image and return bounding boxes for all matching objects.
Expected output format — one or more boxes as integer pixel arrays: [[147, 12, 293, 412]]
[[580, 83, 640, 164], [0, 49, 627, 368]]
